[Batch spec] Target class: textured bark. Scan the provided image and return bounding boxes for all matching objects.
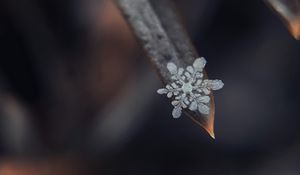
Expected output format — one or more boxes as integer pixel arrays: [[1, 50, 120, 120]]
[[115, 0, 216, 138]]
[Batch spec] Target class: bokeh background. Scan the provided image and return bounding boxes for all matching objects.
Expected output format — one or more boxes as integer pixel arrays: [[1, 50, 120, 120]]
[[0, 0, 300, 174]]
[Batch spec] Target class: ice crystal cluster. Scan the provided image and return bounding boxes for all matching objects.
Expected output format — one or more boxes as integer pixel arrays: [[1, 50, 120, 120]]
[[157, 57, 224, 118]]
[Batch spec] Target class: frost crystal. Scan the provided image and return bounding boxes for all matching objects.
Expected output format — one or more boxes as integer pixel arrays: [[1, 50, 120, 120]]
[[157, 57, 224, 118]]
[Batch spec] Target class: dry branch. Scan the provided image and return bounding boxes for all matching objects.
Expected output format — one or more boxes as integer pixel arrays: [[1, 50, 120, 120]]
[[115, 0, 216, 138]]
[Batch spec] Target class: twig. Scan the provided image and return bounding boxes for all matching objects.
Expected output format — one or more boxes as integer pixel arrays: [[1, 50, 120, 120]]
[[115, 0, 216, 138]]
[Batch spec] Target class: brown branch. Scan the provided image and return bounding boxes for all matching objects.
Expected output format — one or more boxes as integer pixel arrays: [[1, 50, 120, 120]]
[[115, 0, 216, 138]]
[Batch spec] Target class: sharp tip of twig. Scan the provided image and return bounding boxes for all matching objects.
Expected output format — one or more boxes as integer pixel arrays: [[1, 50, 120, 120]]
[[185, 108, 216, 139], [204, 126, 215, 139], [210, 132, 216, 139]]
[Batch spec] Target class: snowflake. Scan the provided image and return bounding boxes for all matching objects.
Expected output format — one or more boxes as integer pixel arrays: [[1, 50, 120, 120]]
[[157, 57, 224, 118]]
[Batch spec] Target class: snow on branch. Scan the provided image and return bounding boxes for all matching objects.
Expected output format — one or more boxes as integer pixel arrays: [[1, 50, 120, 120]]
[[115, 0, 217, 138]]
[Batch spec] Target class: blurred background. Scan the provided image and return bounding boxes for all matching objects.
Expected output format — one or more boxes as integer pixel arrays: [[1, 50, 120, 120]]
[[0, 0, 300, 174]]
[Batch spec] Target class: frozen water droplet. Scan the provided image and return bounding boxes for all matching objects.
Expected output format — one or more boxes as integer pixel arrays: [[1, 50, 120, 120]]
[[172, 107, 182, 118], [189, 101, 197, 111], [198, 103, 210, 115], [167, 62, 177, 74], [178, 68, 184, 75], [197, 96, 210, 103], [171, 100, 180, 106], [157, 88, 168, 94], [193, 57, 206, 71], [210, 80, 224, 90], [187, 66, 194, 73]]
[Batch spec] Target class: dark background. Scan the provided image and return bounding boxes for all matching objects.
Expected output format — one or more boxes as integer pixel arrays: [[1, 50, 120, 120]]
[[0, 0, 300, 174]]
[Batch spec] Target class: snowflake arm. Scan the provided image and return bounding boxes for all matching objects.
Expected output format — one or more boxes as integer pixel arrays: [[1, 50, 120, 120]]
[[157, 57, 224, 118]]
